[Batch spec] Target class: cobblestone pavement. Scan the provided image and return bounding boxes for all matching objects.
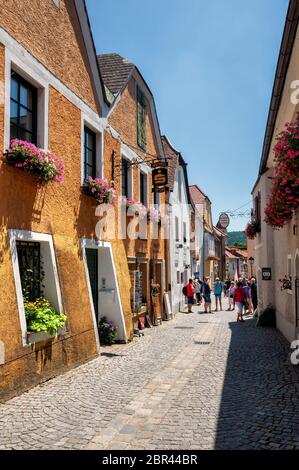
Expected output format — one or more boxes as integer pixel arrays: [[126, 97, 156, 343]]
[[1, 300, 299, 450]]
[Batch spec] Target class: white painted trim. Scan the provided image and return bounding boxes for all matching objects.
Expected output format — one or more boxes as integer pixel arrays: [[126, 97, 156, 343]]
[[4, 49, 49, 150], [0, 27, 107, 150], [81, 113, 104, 183], [81, 238, 127, 343], [121, 142, 137, 162], [81, 238, 101, 354], [74, 0, 108, 116], [9, 229, 64, 347], [120, 155, 133, 200], [139, 168, 149, 207], [105, 70, 164, 158], [132, 69, 164, 157]]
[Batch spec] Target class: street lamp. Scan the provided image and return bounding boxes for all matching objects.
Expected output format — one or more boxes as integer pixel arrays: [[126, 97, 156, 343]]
[[248, 256, 254, 277]]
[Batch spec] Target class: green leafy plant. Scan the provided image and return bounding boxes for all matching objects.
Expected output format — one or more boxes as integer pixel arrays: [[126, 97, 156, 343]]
[[24, 298, 67, 335], [99, 316, 117, 345]]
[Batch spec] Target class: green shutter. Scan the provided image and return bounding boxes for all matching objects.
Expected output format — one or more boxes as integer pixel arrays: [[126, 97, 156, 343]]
[[137, 86, 146, 150]]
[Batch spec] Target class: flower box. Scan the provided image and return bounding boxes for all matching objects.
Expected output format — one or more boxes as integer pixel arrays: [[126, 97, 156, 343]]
[[81, 177, 116, 204], [26, 326, 66, 345], [2, 139, 64, 184]]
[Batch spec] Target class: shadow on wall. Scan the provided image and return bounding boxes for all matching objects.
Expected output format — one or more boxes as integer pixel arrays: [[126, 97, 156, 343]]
[[214, 319, 299, 450]]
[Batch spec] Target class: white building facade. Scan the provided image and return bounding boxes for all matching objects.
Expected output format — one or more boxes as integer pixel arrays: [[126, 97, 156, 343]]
[[162, 136, 191, 314], [252, 2, 299, 343]]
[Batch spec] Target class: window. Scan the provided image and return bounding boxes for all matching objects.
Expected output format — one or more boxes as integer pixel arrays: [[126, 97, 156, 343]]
[[175, 216, 179, 242], [10, 230, 64, 346], [137, 85, 146, 150], [255, 192, 261, 227], [183, 222, 187, 244], [177, 271, 180, 284], [178, 169, 182, 202], [84, 127, 96, 180], [10, 72, 37, 143], [16, 241, 41, 301], [122, 158, 129, 198], [140, 171, 147, 206]]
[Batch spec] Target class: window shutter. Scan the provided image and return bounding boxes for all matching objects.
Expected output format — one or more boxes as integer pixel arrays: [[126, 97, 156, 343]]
[[137, 86, 146, 150]]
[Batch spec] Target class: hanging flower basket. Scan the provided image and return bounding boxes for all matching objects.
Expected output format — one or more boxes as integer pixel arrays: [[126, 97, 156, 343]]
[[2, 139, 64, 184], [244, 220, 260, 239], [81, 177, 116, 204], [264, 119, 299, 228]]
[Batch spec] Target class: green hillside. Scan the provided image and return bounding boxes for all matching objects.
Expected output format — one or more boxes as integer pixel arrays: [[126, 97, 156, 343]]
[[227, 231, 247, 246]]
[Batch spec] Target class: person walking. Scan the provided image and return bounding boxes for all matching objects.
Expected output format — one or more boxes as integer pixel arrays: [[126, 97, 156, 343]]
[[244, 280, 253, 314], [234, 281, 246, 322], [186, 278, 195, 313], [202, 277, 212, 313], [224, 278, 231, 296], [250, 277, 258, 313], [214, 278, 223, 311], [195, 279, 202, 305], [226, 281, 236, 311]]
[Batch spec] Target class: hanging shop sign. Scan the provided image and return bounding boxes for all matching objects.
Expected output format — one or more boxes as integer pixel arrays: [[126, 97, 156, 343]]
[[152, 167, 168, 192], [218, 212, 230, 229]]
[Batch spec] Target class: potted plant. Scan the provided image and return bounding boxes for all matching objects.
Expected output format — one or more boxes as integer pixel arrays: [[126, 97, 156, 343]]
[[99, 316, 117, 345], [244, 220, 261, 239], [81, 176, 116, 204], [25, 298, 67, 342], [2, 139, 64, 184], [265, 119, 299, 228]]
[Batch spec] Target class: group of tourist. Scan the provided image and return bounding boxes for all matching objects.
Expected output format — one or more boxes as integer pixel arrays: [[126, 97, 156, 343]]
[[184, 276, 258, 322]]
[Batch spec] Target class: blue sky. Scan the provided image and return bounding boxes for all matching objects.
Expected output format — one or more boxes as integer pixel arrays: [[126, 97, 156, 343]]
[[86, 0, 288, 231]]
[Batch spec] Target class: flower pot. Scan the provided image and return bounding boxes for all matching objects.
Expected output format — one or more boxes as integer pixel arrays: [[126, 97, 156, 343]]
[[26, 326, 66, 345]]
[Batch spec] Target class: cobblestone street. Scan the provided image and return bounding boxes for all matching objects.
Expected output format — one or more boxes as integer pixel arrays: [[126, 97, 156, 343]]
[[1, 302, 299, 450]]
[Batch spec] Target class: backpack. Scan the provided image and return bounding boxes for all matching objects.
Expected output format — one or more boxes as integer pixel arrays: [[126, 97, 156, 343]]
[[182, 285, 187, 296]]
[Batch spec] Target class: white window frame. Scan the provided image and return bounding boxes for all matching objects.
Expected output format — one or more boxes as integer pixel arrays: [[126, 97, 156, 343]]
[[121, 155, 133, 200], [81, 113, 104, 183], [9, 230, 64, 346], [139, 169, 148, 207], [4, 50, 48, 151]]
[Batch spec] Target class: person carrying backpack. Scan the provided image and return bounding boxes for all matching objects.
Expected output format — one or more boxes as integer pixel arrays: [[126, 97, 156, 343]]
[[184, 279, 195, 313]]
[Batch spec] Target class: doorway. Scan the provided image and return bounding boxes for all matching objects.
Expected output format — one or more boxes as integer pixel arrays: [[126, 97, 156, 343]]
[[86, 248, 99, 324], [83, 240, 127, 343]]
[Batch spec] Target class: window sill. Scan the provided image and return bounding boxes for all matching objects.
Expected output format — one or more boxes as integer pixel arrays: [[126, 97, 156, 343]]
[[26, 327, 67, 345]]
